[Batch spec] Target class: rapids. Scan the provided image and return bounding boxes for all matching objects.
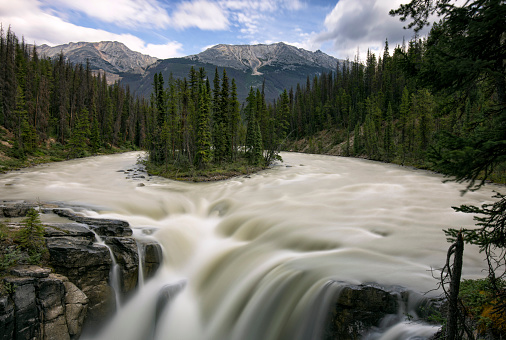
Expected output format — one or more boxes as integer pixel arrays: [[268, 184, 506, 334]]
[[0, 151, 499, 339]]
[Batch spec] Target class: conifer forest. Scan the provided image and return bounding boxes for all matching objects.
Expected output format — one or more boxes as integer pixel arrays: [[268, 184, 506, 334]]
[[0, 0, 505, 337]]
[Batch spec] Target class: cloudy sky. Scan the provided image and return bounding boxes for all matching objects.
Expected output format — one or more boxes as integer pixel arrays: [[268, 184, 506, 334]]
[[0, 0, 424, 60]]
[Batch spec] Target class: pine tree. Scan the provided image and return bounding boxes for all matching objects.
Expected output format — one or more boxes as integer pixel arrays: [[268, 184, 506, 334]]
[[383, 102, 394, 162], [194, 82, 211, 169], [90, 106, 101, 153], [229, 79, 241, 159], [67, 107, 89, 158]]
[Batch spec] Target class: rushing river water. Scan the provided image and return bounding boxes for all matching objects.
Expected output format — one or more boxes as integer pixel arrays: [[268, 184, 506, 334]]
[[0, 152, 499, 339]]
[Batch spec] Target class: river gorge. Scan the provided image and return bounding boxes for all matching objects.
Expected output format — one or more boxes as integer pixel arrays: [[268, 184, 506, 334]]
[[0, 152, 499, 339]]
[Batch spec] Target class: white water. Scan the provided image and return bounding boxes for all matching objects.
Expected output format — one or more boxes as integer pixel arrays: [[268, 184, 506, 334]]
[[0, 151, 500, 339], [92, 231, 122, 310]]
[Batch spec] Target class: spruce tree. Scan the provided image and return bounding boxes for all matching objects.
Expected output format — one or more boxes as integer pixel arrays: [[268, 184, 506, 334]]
[[194, 82, 211, 169], [67, 107, 89, 158]]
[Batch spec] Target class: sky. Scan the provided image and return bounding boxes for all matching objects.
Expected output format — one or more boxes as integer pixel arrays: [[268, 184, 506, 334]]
[[0, 0, 426, 61]]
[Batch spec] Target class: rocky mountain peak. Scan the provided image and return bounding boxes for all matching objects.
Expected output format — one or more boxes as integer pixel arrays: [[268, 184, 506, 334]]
[[186, 42, 340, 75], [36, 41, 158, 74]]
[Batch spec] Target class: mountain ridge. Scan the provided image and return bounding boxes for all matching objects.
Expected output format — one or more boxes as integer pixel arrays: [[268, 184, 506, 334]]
[[186, 42, 340, 76], [36, 41, 158, 74], [36, 41, 344, 101]]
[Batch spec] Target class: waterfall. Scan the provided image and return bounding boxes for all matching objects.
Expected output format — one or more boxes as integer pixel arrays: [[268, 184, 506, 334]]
[[136, 241, 145, 287], [91, 230, 122, 310], [0, 151, 498, 339]]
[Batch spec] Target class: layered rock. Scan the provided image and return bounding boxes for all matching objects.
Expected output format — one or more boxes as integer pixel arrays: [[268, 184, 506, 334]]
[[1, 266, 88, 340], [0, 201, 36, 218], [0, 202, 163, 340], [44, 228, 115, 326]]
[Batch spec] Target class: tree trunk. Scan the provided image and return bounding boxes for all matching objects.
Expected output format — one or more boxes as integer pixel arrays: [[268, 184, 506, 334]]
[[446, 232, 464, 340]]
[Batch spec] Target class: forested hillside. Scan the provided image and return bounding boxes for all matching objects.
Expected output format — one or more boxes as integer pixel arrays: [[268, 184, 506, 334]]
[[0, 27, 150, 171], [282, 33, 505, 184]]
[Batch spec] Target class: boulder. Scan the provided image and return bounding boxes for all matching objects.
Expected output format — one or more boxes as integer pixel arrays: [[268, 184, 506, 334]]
[[62, 278, 88, 338]]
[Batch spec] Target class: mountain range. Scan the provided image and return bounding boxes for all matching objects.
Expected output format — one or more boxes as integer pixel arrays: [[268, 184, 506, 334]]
[[37, 41, 343, 102]]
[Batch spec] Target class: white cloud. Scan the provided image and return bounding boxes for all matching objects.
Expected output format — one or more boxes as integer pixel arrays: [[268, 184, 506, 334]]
[[42, 0, 171, 29], [0, 0, 182, 58], [171, 0, 229, 30], [314, 0, 423, 60], [138, 41, 184, 59]]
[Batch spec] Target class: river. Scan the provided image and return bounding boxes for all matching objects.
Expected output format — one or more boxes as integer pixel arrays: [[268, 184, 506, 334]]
[[0, 152, 498, 339]]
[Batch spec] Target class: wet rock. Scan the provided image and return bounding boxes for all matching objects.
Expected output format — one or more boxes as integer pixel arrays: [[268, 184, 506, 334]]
[[44, 223, 96, 241], [324, 283, 439, 340], [105, 237, 139, 296], [155, 280, 187, 325], [52, 209, 132, 237], [142, 241, 163, 279], [325, 284, 400, 340], [1, 202, 164, 338], [37, 275, 69, 340]]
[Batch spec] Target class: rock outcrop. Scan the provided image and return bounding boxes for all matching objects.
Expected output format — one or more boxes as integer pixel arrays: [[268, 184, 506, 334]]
[[44, 225, 115, 326], [324, 282, 440, 340], [0, 202, 163, 340], [1, 266, 88, 340]]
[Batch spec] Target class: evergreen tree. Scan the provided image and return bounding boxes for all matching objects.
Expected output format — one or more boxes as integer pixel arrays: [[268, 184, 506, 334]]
[[383, 102, 394, 162], [67, 107, 89, 158], [229, 79, 241, 159], [90, 106, 101, 153], [194, 82, 211, 168]]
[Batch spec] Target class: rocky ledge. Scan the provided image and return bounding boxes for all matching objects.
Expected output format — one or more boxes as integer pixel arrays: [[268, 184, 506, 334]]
[[0, 202, 162, 340]]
